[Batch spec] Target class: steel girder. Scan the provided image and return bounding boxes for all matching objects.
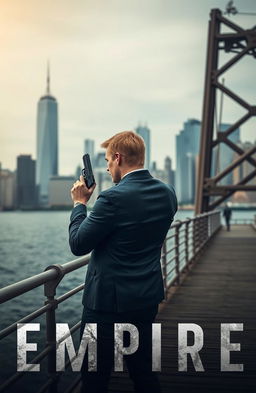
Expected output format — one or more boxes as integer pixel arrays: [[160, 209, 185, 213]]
[[195, 8, 256, 214]]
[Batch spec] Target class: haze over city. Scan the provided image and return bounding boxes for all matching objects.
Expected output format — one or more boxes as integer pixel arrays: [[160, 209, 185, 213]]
[[0, 0, 255, 175]]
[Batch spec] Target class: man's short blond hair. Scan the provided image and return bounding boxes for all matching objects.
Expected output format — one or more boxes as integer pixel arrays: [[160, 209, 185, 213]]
[[101, 131, 145, 167]]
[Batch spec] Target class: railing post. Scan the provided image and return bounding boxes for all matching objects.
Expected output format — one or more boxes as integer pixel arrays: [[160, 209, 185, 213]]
[[44, 264, 65, 393], [194, 216, 200, 259], [162, 240, 168, 300], [204, 214, 208, 246], [192, 218, 196, 261], [175, 223, 181, 285], [201, 216, 205, 249], [200, 215, 205, 252], [209, 213, 212, 237], [185, 219, 190, 270]]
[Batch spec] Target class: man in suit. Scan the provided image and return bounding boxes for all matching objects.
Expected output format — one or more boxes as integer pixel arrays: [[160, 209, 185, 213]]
[[69, 131, 177, 393]]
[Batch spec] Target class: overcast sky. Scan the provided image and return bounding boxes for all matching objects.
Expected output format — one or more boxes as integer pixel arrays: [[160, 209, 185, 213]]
[[0, 0, 255, 174]]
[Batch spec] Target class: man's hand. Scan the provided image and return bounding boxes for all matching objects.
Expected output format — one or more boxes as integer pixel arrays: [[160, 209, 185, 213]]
[[71, 175, 96, 205]]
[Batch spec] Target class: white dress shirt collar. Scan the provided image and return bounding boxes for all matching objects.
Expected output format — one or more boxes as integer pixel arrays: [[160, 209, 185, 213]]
[[121, 168, 146, 180]]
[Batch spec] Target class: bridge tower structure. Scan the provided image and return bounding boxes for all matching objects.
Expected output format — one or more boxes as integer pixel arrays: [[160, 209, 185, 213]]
[[195, 8, 256, 214]]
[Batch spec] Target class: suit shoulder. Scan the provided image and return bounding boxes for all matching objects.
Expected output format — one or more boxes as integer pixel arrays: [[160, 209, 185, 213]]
[[97, 186, 117, 201], [153, 179, 177, 209], [153, 177, 176, 193]]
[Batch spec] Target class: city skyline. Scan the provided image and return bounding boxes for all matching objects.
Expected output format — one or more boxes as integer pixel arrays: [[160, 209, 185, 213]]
[[0, 0, 255, 175]]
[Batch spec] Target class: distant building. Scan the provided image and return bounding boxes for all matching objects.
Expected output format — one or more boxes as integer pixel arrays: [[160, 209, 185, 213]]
[[48, 176, 75, 208], [0, 164, 15, 210], [92, 152, 112, 200], [212, 123, 240, 185], [94, 152, 106, 169], [151, 161, 157, 172], [151, 168, 169, 185], [164, 156, 175, 187], [16, 155, 37, 209], [175, 119, 201, 204], [135, 125, 151, 170], [36, 64, 58, 206], [75, 164, 82, 180], [84, 139, 95, 165], [233, 141, 256, 203]]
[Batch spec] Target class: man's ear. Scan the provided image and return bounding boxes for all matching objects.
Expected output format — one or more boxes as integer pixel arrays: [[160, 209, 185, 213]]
[[115, 152, 121, 165]]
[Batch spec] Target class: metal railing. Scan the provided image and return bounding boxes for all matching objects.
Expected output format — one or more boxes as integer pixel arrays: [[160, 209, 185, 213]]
[[0, 210, 221, 393], [252, 215, 256, 231], [230, 218, 255, 225], [162, 210, 221, 293]]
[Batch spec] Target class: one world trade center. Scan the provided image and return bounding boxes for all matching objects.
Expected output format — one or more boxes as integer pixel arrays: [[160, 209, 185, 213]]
[[36, 64, 58, 206]]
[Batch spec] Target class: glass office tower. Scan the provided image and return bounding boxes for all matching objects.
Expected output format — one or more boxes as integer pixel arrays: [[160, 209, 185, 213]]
[[211, 123, 240, 185], [175, 119, 201, 204], [84, 139, 95, 165], [36, 65, 58, 206], [135, 124, 151, 170], [17, 155, 37, 209]]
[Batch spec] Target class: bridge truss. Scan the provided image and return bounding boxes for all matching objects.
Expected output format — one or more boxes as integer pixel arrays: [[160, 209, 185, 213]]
[[195, 8, 256, 214]]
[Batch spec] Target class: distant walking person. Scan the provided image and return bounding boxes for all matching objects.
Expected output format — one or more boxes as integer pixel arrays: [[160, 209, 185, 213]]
[[223, 203, 232, 231]]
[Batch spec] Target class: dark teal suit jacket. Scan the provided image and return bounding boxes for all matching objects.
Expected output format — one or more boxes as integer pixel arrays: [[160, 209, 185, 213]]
[[69, 170, 177, 312]]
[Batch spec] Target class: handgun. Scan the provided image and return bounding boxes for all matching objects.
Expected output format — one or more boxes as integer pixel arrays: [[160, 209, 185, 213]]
[[81, 154, 96, 189]]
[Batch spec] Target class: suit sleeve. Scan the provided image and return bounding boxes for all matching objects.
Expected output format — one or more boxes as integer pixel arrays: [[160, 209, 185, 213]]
[[69, 194, 116, 256]]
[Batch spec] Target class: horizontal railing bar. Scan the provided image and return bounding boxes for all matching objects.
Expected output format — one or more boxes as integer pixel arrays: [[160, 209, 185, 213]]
[[165, 233, 175, 240], [0, 284, 84, 340], [56, 284, 85, 305], [7, 320, 82, 393], [167, 266, 176, 275], [0, 255, 90, 304], [0, 346, 51, 392], [0, 270, 57, 304], [57, 321, 81, 346], [163, 245, 177, 256], [37, 378, 55, 393], [0, 303, 52, 339], [166, 256, 176, 265], [166, 276, 178, 288], [63, 375, 81, 393], [61, 254, 90, 275]]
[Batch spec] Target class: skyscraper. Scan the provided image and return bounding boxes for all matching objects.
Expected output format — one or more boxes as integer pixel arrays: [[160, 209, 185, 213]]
[[84, 139, 95, 165], [175, 119, 201, 204], [36, 64, 58, 205], [164, 156, 175, 187], [16, 155, 37, 209], [233, 141, 256, 203], [135, 125, 151, 169], [211, 123, 240, 185]]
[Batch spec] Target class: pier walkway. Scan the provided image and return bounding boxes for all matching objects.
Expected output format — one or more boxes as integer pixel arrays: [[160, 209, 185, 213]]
[[108, 225, 256, 393]]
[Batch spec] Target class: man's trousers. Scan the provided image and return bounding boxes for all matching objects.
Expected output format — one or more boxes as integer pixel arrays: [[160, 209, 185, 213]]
[[79, 304, 161, 393]]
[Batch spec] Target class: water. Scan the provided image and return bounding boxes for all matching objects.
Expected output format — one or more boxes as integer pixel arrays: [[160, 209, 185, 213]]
[[1, 209, 255, 288], [0, 208, 255, 392], [0, 211, 85, 392]]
